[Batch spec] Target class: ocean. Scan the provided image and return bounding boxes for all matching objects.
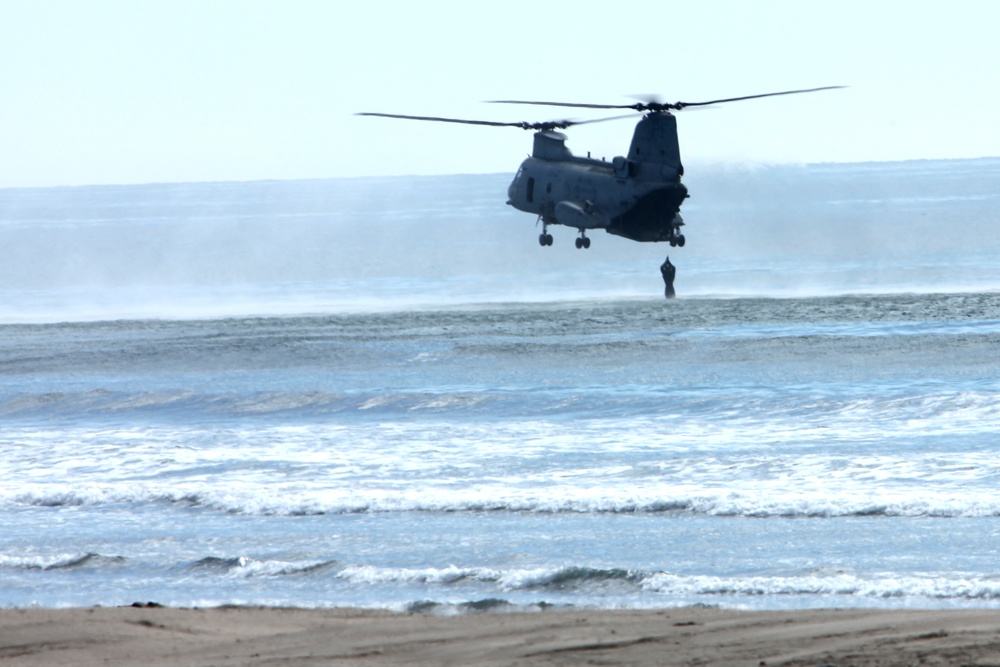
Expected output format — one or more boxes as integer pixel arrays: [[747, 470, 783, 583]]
[[2, 158, 1000, 612]]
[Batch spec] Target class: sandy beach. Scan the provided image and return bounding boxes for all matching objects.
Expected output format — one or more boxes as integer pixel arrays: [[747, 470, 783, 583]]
[[1, 606, 998, 666]]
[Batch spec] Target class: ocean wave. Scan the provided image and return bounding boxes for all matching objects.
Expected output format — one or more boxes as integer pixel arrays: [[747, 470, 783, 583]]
[[337, 564, 497, 586], [7, 484, 1000, 518], [497, 566, 643, 591], [0, 388, 522, 420], [175, 559, 1000, 603], [0, 552, 126, 571], [2, 369, 1000, 423], [317, 562, 1000, 602], [187, 556, 340, 578], [337, 564, 1000, 600], [676, 318, 1000, 340], [199, 562, 642, 592], [291, 563, 644, 593]]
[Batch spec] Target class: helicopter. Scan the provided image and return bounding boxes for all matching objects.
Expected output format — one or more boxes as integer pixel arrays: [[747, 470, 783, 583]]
[[359, 86, 843, 250]]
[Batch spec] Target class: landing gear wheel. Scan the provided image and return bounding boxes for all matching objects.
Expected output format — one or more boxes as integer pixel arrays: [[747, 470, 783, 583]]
[[677, 234, 685, 247], [583, 236, 591, 249], [538, 232, 553, 246], [575, 237, 583, 249], [576, 233, 591, 249]]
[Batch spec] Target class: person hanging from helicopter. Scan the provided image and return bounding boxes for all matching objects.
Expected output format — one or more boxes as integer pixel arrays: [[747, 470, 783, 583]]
[[660, 256, 676, 299]]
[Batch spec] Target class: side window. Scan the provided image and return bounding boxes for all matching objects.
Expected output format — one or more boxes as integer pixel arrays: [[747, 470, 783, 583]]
[[527, 177, 535, 203]]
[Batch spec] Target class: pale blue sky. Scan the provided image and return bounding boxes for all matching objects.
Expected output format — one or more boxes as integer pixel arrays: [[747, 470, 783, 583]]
[[2, 0, 999, 187]]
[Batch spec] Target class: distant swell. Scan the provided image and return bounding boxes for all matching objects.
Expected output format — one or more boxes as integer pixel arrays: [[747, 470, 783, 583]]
[[5, 384, 1000, 423], [0, 389, 506, 420]]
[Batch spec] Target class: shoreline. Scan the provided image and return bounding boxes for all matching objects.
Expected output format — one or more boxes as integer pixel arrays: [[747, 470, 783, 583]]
[[2, 606, 999, 666]]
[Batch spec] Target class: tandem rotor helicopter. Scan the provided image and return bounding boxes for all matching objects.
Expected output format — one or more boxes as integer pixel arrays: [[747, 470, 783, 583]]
[[359, 86, 843, 294]]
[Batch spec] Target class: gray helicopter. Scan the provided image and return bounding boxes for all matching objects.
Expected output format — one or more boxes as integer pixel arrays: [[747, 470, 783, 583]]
[[360, 86, 842, 250]]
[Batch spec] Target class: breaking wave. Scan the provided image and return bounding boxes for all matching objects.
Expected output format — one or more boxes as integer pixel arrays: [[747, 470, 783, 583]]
[[6, 484, 1000, 518]]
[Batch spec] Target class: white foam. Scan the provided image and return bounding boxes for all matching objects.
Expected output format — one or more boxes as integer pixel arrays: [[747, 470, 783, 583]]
[[4, 408, 1000, 517], [641, 571, 1000, 601]]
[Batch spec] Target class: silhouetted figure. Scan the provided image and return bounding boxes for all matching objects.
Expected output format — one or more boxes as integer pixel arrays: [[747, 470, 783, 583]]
[[660, 256, 676, 298]]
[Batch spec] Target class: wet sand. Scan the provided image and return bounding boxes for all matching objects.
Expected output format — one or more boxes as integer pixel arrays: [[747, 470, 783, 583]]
[[2, 606, 1000, 666]]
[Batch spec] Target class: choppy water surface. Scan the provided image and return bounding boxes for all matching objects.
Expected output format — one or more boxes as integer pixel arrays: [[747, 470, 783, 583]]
[[4, 294, 1000, 611]]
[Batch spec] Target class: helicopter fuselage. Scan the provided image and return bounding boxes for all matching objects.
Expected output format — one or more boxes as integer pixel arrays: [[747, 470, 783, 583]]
[[506, 113, 689, 244]]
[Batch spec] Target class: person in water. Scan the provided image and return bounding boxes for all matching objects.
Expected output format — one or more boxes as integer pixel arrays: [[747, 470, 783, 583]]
[[660, 256, 676, 298]]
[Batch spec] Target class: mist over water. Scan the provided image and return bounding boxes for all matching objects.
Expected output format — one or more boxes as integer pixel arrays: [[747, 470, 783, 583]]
[[2, 157, 999, 323], [683, 158, 1000, 293]]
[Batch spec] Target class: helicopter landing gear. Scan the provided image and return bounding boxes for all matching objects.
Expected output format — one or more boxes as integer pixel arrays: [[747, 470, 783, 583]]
[[538, 218, 554, 246], [668, 215, 686, 247], [575, 232, 591, 249]]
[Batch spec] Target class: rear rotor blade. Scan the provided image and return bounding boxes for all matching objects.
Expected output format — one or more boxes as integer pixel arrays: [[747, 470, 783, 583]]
[[674, 85, 847, 109], [487, 100, 635, 110], [489, 86, 846, 113], [356, 112, 631, 132]]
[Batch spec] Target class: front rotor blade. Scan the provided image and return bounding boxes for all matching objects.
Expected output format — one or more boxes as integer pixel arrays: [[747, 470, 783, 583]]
[[572, 114, 640, 125], [356, 112, 530, 128]]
